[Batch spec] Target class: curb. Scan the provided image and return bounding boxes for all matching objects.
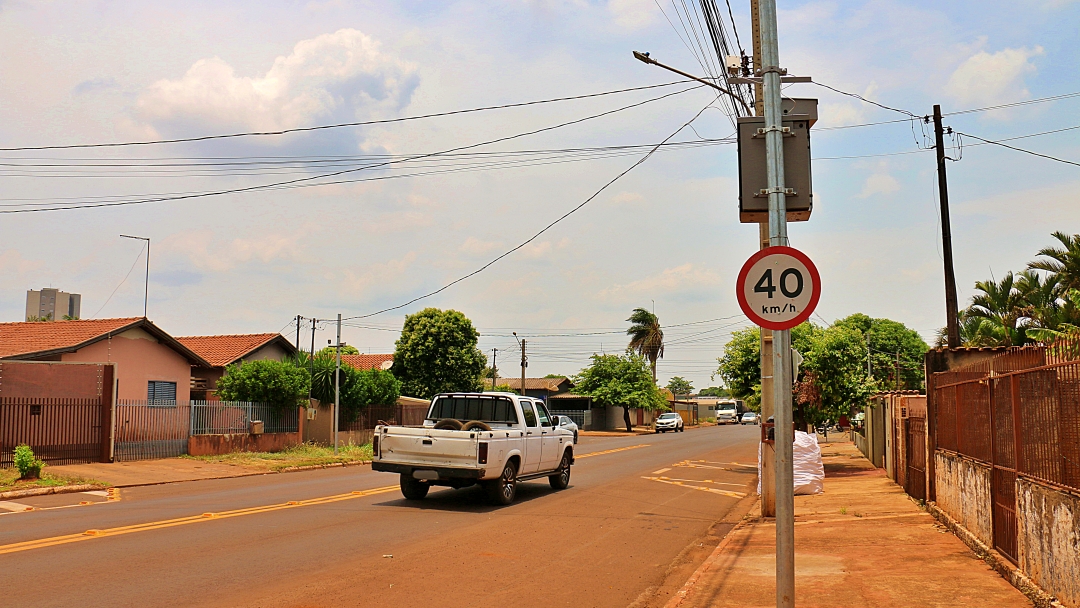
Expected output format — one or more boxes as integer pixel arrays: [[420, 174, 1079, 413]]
[[110, 459, 372, 489], [0, 484, 108, 500], [664, 494, 761, 608], [927, 502, 1064, 608]]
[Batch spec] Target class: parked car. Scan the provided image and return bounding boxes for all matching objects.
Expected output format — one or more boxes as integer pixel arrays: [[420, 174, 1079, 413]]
[[740, 412, 760, 425], [553, 415, 579, 443], [654, 412, 685, 433], [372, 393, 576, 505]]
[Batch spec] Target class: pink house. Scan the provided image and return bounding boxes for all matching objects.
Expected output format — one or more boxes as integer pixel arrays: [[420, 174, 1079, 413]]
[[0, 317, 209, 402]]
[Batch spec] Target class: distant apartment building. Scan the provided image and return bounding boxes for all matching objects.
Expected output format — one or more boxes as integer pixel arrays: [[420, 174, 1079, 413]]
[[26, 288, 81, 321]]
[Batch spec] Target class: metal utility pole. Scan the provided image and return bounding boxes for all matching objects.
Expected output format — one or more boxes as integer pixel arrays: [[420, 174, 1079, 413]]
[[751, 0, 776, 520], [335, 314, 341, 456], [757, 1, 795, 605], [933, 105, 961, 348], [119, 235, 150, 318]]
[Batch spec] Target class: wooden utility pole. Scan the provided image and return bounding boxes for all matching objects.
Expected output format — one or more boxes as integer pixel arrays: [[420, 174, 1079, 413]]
[[519, 339, 527, 397], [933, 105, 961, 348]]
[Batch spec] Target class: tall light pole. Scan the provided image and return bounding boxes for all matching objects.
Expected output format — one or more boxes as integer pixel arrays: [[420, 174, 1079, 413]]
[[512, 332, 527, 397], [119, 235, 150, 318]]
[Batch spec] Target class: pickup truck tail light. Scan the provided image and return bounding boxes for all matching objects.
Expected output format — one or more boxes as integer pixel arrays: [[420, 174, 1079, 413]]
[[478, 442, 489, 465], [373, 434, 380, 458]]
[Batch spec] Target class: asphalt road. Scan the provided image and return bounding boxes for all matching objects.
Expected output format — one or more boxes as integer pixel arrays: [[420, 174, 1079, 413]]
[[1, 424, 760, 608]]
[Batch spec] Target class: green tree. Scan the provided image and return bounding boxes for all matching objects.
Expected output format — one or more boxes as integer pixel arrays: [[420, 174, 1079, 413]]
[[543, 373, 565, 379], [798, 325, 876, 424], [340, 368, 402, 422], [836, 314, 928, 391], [1029, 231, 1080, 292], [967, 272, 1028, 346], [217, 359, 310, 410], [317, 345, 360, 356], [715, 326, 761, 409], [627, 307, 664, 382], [573, 352, 666, 432], [697, 386, 731, 397], [665, 376, 694, 399], [392, 308, 486, 399]]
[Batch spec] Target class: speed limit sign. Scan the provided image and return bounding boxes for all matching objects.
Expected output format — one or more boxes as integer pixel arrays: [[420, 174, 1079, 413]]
[[736, 246, 821, 330]]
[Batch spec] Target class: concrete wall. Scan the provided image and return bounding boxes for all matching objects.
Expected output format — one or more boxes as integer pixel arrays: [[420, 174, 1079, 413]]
[[1017, 478, 1080, 607], [61, 328, 192, 401], [598, 406, 656, 430], [188, 432, 301, 456], [934, 451, 993, 546]]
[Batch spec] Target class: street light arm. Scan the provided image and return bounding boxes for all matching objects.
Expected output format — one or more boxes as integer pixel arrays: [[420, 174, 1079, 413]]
[[632, 51, 752, 115]]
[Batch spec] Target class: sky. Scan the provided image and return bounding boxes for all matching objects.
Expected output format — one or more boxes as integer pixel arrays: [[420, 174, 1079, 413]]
[[1, 0, 1078, 391]]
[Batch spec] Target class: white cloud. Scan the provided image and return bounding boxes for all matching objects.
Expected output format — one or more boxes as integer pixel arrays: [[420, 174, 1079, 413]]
[[137, 28, 418, 134], [460, 237, 500, 255], [159, 230, 306, 272], [607, 191, 645, 206], [598, 264, 722, 300], [342, 251, 418, 294], [608, 0, 658, 30], [946, 46, 1043, 107], [857, 173, 901, 199]]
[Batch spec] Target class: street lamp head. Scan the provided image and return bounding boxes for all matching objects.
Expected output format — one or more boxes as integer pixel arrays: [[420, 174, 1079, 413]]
[[632, 51, 655, 64]]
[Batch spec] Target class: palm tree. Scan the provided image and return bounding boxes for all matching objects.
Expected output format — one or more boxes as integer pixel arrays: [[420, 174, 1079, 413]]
[[627, 307, 664, 382], [968, 272, 1027, 346], [1029, 231, 1080, 293], [935, 310, 1009, 348]]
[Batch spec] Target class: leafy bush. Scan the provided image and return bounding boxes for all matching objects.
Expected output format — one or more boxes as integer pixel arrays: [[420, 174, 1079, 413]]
[[14, 444, 44, 479], [217, 359, 311, 410], [340, 367, 402, 422]]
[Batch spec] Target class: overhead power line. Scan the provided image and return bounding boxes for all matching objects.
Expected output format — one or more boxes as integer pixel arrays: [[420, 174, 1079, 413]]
[[0, 85, 703, 214], [341, 95, 721, 321], [955, 131, 1080, 168], [0, 81, 694, 152]]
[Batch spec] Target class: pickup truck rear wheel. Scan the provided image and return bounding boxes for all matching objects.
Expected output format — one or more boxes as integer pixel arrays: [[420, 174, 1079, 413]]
[[400, 474, 430, 500], [549, 452, 571, 490], [485, 461, 518, 505]]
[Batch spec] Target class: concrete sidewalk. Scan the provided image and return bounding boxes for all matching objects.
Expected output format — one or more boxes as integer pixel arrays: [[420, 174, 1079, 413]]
[[46, 458, 369, 488], [668, 440, 1032, 608]]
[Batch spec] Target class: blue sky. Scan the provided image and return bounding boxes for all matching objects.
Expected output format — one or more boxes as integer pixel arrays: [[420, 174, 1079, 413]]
[[1, 0, 1077, 389]]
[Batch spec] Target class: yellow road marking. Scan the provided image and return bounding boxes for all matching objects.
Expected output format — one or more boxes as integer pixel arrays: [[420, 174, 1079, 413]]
[[0, 485, 398, 556], [0, 487, 122, 517], [576, 444, 650, 459], [656, 476, 746, 487], [652, 468, 672, 475], [642, 476, 747, 499]]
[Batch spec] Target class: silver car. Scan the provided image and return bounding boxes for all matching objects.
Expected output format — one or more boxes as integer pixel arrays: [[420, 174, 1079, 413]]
[[554, 415, 579, 443], [654, 412, 685, 433], [740, 412, 760, 425]]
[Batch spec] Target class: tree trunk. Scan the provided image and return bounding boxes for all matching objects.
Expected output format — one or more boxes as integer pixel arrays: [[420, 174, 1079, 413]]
[[623, 406, 633, 433], [650, 358, 657, 382]]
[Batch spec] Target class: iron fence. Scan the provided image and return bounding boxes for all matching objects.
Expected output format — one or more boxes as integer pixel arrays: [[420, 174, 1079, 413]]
[[190, 401, 297, 435], [1, 397, 107, 465]]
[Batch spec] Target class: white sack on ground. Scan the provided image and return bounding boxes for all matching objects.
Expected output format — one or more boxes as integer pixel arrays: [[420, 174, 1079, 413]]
[[757, 430, 825, 495]]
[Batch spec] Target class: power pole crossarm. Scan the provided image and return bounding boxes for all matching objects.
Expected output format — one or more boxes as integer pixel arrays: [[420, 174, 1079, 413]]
[[632, 51, 752, 115]]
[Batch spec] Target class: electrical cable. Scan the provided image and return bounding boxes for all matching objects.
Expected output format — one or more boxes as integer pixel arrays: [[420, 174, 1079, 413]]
[[91, 244, 146, 319], [0, 81, 695, 152], [955, 131, 1080, 168], [341, 96, 721, 321], [0, 85, 703, 214]]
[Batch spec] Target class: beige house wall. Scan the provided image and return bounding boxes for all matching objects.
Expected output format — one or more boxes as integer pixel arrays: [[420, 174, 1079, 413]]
[[60, 328, 192, 401]]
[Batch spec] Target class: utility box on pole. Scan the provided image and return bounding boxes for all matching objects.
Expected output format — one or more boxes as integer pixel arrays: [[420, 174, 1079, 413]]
[[738, 98, 818, 223]]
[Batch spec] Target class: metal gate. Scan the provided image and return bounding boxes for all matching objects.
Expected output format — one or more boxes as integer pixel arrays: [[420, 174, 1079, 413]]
[[114, 401, 191, 461], [0, 398, 108, 465], [989, 376, 1019, 562], [905, 415, 926, 500]]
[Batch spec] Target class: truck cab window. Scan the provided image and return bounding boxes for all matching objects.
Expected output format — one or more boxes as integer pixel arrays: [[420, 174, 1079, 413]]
[[535, 402, 552, 426], [521, 401, 538, 427]]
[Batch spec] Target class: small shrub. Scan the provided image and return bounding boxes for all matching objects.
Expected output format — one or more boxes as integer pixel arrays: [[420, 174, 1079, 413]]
[[13, 444, 44, 480]]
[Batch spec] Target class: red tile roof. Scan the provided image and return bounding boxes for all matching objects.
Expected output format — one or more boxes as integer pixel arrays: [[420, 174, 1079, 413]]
[[482, 377, 572, 392], [175, 333, 292, 367], [0, 317, 208, 365], [340, 354, 394, 371]]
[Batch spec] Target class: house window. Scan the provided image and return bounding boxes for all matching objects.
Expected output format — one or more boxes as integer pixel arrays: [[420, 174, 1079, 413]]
[[148, 381, 177, 405]]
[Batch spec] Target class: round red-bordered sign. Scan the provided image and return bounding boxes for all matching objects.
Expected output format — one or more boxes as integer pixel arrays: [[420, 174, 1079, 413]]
[[736, 246, 821, 330]]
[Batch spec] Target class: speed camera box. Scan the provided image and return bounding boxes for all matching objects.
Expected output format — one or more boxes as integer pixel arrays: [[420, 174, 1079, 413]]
[[737, 98, 816, 223]]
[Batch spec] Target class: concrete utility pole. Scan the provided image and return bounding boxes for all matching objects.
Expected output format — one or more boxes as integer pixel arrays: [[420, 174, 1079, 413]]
[[308, 318, 317, 402], [335, 314, 341, 456], [296, 315, 301, 351], [933, 105, 961, 348], [491, 348, 499, 389], [756, 1, 796, 606], [520, 340, 527, 397], [895, 350, 901, 391]]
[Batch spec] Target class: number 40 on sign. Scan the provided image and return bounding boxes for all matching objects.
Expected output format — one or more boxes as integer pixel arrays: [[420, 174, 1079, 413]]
[[736, 246, 821, 331]]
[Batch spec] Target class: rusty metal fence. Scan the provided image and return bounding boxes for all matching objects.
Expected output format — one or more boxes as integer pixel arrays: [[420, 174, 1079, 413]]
[[931, 336, 1080, 563], [340, 403, 429, 432]]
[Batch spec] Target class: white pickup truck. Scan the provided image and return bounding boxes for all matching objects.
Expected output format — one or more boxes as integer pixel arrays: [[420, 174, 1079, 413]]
[[372, 392, 576, 505]]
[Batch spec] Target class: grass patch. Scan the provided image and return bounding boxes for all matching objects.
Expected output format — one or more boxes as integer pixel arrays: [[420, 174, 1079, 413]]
[[0, 467, 109, 494], [181, 442, 373, 472]]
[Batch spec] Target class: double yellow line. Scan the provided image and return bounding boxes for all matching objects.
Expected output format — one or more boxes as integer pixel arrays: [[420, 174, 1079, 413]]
[[0, 485, 398, 556]]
